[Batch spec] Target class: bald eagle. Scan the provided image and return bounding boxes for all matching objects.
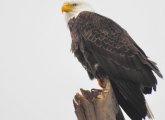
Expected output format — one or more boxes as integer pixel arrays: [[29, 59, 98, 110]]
[[62, 1, 163, 120]]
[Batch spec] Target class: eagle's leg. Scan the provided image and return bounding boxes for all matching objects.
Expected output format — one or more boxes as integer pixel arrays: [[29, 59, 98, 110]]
[[97, 79, 107, 88], [96, 79, 110, 99]]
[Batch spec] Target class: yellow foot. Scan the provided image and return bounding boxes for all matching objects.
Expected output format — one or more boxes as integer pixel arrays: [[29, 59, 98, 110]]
[[97, 94, 104, 99], [91, 88, 109, 99], [97, 79, 106, 88], [93, 79, 111, 99]]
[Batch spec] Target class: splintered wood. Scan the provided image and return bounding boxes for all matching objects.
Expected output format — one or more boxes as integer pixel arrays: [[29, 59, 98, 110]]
[[73, 81, 125, 120]]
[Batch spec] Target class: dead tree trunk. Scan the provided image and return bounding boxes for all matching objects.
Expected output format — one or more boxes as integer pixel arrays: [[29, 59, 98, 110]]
[[73, 80, 125, 120]]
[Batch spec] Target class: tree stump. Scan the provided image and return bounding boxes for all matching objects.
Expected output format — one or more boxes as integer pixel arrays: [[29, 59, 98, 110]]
[[73, 80, 125, 120]]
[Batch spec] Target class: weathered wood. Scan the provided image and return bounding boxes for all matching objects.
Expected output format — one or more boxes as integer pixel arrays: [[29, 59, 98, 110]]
[[73, 80, 125, 120]]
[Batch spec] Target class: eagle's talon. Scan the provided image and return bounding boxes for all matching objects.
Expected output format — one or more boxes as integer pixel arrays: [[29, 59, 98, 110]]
[[91, 88, 103, 95], [96, 90, 109, 99], [91, 88, 102, 92]]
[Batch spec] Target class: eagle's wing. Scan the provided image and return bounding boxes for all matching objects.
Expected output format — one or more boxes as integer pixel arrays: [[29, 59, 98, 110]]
[[76, 12, 162, 91]]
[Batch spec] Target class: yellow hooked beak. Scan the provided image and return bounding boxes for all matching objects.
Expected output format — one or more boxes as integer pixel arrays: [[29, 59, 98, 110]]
[[61, 4, 74, 13]]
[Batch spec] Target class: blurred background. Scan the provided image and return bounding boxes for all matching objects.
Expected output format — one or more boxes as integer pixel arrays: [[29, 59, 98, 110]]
[[0, 0, 164, 119]]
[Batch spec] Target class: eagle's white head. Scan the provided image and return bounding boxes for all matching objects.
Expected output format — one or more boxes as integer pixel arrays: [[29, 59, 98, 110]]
[[61, 0, 94, 22]]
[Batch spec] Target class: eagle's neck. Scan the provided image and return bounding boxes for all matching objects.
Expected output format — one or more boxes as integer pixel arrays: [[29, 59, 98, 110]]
[[64, 11, 80, 23]]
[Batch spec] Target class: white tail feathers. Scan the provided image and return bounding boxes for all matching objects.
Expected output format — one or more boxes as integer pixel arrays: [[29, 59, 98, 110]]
[[146, 102, 154, 120]]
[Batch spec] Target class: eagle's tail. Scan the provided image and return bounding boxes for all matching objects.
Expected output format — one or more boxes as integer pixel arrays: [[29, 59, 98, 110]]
[[110, 79, 150, 120], [146, 102, 154, 120]]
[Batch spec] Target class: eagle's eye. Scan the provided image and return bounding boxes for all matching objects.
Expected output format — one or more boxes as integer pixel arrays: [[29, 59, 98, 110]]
[[72, 3, 77, 6]]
